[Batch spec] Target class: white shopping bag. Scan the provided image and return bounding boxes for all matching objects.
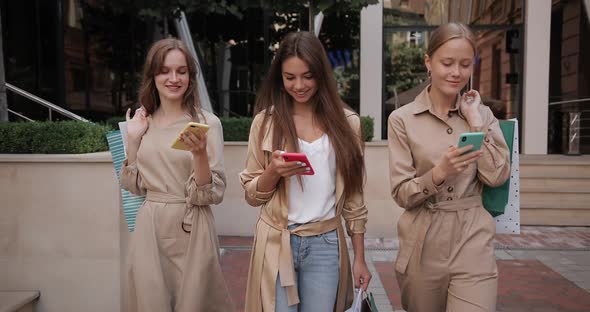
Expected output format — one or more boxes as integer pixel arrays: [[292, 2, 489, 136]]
[[345, 288, 364, 312], [494, 119, 520, 234]]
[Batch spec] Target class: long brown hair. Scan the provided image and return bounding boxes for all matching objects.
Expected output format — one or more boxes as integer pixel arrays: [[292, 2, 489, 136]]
[[255, 31, 365, 197], [138, 38, 203, 120], [427, 22, 477, 57]]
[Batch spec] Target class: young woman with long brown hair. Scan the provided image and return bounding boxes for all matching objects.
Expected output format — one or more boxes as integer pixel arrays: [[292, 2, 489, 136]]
[[388, 23, 510, 311], [121, 38, 234, 312], [240, 31, 372, 312]]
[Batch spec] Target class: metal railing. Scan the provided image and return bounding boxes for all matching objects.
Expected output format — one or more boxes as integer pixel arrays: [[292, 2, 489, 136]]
[[5, 82, 89, 122], [7, 108, 34, 121], [548, 97, 590, 155], [549, 97, 590, 106]]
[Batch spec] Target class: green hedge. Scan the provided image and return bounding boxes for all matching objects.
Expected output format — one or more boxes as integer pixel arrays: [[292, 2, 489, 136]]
[[0, 115, 373, 154], [220, 116, 374, 142], [103, 115, 374, 142], [77, 113, 371, 144], [360, 116, 374, 142], [0, 121, 110, 154], [105, 116, 125, 130], [220, 117, 253, 141]]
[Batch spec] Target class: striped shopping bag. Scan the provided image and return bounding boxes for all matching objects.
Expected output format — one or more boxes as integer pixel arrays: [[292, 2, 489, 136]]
[[106, 130, 145, 232]]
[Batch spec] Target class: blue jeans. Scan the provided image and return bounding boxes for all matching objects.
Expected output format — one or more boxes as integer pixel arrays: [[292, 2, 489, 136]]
[[275, 225, 340, 312]]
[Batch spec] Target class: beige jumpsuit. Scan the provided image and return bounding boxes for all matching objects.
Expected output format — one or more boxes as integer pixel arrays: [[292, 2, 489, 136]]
[[120, 111, 235, 312], [387, 88, 510, 312]]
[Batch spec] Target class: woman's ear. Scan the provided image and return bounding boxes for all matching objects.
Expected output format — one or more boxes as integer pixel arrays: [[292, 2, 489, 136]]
[[424, 53, 432, 74]]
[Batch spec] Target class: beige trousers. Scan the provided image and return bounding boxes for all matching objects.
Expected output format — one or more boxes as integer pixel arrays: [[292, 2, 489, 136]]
[[395, 196, 497, 312]]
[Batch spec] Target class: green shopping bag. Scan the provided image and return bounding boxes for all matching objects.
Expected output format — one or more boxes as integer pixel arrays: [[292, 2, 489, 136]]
[[482, 120, 515, 217], [361, 292, 378, 312]]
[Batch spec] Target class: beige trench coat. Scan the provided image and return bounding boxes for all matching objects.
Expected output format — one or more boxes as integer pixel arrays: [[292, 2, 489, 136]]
[[239, 109, 368, 312], [120, 110, 235, 312]]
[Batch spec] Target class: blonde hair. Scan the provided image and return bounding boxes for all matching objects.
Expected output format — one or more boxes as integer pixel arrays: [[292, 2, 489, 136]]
[[427, 23, 477, 57]]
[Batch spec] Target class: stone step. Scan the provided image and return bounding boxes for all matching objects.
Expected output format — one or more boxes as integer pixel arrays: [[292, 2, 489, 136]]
[[521, 192, 590, 209], [520, 178, 590, 193], [0, 291, 39, 312]]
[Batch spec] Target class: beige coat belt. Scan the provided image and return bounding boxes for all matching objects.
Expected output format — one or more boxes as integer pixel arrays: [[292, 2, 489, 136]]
[[145, 190, 195, 231], [395, 195, 483, 274], [259, 210, 341, 306]]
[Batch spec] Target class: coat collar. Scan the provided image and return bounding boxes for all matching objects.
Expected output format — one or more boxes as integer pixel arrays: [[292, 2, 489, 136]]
[[413, 85, 465, 119]]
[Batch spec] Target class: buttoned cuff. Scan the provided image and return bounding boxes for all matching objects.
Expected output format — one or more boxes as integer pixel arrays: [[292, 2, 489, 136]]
[[191, 173, 224, 191], [245, 176, 276, 201], [416, 169, 441, 196], [346, 219, 367, 236], [470, 125, 483, 132], [122, 159, 138, 172], [482, 127, 496, 146]]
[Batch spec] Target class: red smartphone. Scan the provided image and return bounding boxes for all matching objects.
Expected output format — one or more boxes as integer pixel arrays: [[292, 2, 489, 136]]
[[281, 152, 315, 175]]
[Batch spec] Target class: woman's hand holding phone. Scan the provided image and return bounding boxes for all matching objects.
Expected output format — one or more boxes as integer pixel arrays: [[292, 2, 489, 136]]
[[268, 150, 310, 178], [180, 129, 208, 156], [432, 145, 483, 185]]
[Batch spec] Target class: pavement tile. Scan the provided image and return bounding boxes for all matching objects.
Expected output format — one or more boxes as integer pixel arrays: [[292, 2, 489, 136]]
[[495, 250, 514, 260], [497, 260, 590, 312], [373, 261, 403, 310], [219, 236, 253, 247], [372, 259, 590, 312], [220, 250, 251, 312], [219, 226, 590, 312]]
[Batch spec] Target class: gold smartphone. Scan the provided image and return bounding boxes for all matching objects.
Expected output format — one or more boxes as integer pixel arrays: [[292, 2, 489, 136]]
[[170, 122, 210, 150]]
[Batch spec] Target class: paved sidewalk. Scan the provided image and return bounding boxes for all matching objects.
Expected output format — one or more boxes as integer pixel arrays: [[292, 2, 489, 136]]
[[220, 226, 590, 312]]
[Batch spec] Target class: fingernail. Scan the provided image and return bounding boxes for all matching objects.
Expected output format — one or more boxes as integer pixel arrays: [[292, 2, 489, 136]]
[[296, 161, 302, 166], [300, 162, 307, 167], [305, 167, 310, 171]]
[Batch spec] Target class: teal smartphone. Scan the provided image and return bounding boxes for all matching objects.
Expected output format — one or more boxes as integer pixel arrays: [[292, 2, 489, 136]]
[[457, 132, 485, 153]]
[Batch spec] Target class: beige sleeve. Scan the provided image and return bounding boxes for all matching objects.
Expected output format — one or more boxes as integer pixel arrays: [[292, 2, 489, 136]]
[[388, 112, 440, 210], [473, 105, 511, 187], [120, 159, 147, 196], [341, 114, 368, 236], [185, 115, 227, 206], [239, 114, 276, 207]]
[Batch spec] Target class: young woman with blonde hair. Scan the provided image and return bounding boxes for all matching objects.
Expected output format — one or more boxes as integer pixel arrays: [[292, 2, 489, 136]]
[[388, 23, 510, 311], [240, 31, 372, 312], [121, 38, 234, 312]]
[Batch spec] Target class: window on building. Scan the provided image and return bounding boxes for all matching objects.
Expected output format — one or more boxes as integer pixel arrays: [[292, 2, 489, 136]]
[[491, 45, 501, 100]]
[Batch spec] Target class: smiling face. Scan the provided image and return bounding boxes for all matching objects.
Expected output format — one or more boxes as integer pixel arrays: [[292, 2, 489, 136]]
[[154, 49, 189, 103], [425, 37, 475, 97], [281, 56, 318, 106]]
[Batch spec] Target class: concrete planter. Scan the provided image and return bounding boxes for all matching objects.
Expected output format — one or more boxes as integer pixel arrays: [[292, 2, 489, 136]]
[[0, 143, 400, 312]]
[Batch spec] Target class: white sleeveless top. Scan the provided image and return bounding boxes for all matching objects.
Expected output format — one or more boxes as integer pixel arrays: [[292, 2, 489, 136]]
[[288, 134, 337, 225]]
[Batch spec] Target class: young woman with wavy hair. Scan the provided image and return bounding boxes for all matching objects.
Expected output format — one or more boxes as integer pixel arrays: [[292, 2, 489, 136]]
[[121, 38, 234, 312]]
